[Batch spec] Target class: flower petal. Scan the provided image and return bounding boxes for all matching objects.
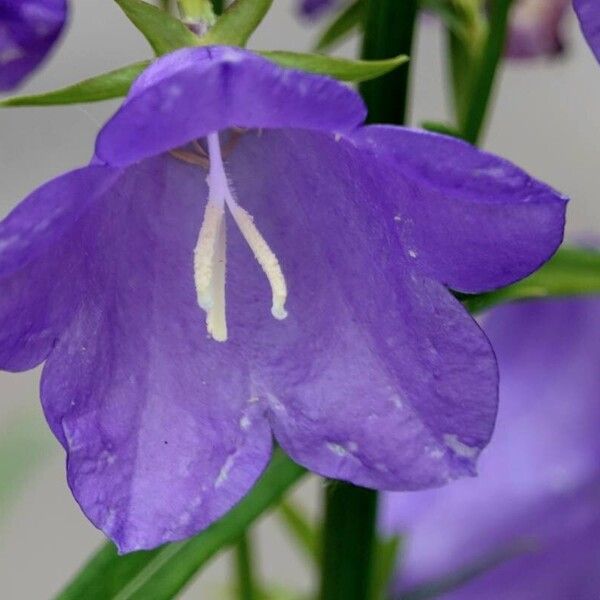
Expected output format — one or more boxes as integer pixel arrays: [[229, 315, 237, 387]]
[[0, 0, 67, 91], [226, 130, 499, 490], [95, 46, 366, 167], [40, 156, 272, 552], [0, 165, 118, 371], [574, 0, 600, 64], [382, 297, 600, 597], [356, 126, 567, 293]]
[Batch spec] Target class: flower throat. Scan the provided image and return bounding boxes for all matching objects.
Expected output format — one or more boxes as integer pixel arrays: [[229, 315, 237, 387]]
[[193, 132, 288, 342]]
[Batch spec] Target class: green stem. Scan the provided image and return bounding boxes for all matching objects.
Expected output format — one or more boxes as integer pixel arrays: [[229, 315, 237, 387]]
[[359, 0, 418, 124], [213, 0, 224, 14], [235, 532, 256, 600], [319, 483, 379, 600], [459, 0, 514, 144]]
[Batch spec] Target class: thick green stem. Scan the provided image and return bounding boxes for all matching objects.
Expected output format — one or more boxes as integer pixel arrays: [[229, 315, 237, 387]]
[[213, 0, 224, 14], [235, 532, 256, 600], [319, 483, 379, 600], [359, 0, 418, 124], [459, 0, 514, 143]]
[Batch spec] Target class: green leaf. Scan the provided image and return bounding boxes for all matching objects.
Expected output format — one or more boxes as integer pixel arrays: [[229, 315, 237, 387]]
[[461, 247, 600, 315], [0, 62, 149, 107], [199, 0, 273, 47], [421, 120, 462, 137], [278, 499, 320, 566], [315, 0, 365, 52], [115, 0, 201, 55], [260, 51, 408, 83], [55, 450, 305, 600], [370, 536, 402, 600]]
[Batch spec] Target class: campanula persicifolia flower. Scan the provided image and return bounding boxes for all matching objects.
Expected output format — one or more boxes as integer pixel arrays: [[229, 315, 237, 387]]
[[383, 296, 600, 599], [0, 46, 566, 551], [0, 0, 67, 91]]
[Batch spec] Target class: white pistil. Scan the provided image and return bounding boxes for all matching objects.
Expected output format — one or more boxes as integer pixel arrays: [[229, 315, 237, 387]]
[[193, 132, 288, 342]]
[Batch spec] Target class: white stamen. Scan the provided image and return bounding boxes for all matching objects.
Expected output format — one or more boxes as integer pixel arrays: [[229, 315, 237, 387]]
[[193, 132, 288, 341], [227, 201, 288, 320]]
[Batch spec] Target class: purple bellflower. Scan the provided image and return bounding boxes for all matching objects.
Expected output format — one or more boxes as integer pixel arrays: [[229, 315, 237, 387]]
[[382, 296, 600, 599], [0, 0, 67, 91], [506, 0, 571, 59], [299, 0, 338, 19], [0, 46, 566, 552]]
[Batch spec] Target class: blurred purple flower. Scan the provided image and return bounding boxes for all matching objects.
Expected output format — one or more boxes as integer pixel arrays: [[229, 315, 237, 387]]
[[0, 0, 67, 91], [383, 296, 600, 599], [0, 46, 566, 552], [299, 0, 338, 18], [506, 0, 571, 59]]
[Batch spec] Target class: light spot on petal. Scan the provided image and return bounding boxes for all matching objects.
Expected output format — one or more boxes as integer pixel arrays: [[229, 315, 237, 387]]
[[326, 442, 348, 457], [215, 454, 236, 488], [443, 434, 478, 459], [389, 394, 404, 409], [240, 415, 252, 430], [347, 441, 359, 453], [408, 249, 418, 259]]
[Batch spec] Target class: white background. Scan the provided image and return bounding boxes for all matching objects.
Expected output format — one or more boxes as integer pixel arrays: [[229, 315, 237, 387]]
[[0, 1, 599, 598]]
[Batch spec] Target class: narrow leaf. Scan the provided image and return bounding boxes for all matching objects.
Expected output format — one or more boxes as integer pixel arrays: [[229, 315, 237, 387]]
[[461, 247, 600, 315], [278, 499, 320, 566], [115, 0, 201, 55], [260, 51, 408, 82], [55, 450, 305, 600], [370, 536, 402, 600], [315, 0, 364, 52], [199, 0, 273, 47], [0, 62, 149, 107]]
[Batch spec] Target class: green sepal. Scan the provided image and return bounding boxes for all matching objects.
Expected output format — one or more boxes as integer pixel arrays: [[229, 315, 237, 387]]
[[0, 62, 150, 107], [315, 0, 365, 52], [0, 49, 408, 108], [260, 50, 408, 82], [421, 120, 462, 137], [461, 247, 600, 315], [199, 0, 273, 47], [54, 450, 305, 600], [114, 0, 201, 55]]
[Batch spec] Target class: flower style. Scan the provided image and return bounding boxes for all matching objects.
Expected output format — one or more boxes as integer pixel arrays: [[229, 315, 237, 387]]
[[382, 296, 600, 599], [0, 46, 566, 552], [0, 0, 67, 91]]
